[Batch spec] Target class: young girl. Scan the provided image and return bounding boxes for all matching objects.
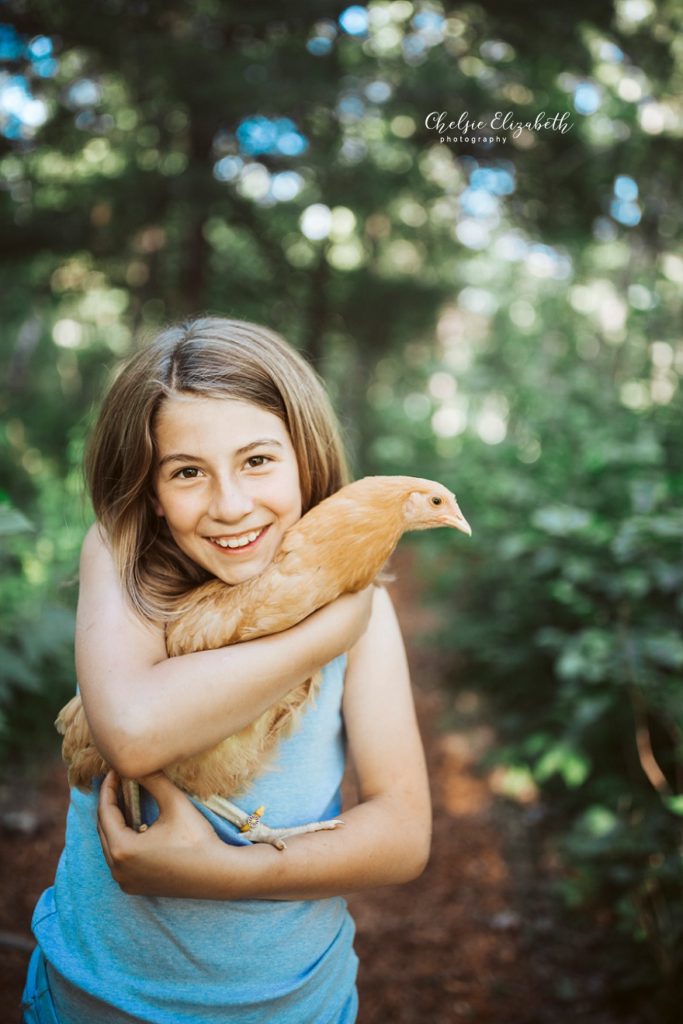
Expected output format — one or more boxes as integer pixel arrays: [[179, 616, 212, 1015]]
[[23, 317, 431, 1024]]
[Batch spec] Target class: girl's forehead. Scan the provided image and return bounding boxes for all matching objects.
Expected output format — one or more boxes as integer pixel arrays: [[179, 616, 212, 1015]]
[[154, 395, 290, 448]]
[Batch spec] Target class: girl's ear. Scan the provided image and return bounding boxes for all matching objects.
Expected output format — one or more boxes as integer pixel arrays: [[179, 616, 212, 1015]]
[[152, 494, 164, 517]]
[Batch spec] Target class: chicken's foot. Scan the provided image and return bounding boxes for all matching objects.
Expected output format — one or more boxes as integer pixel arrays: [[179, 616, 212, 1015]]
[[200, 794, 344, 851], [115, 781, 343, 849]]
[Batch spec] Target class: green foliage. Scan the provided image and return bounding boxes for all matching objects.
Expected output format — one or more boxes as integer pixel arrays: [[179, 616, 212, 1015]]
[[408, 317, 683, 1010], [0, 453, 84, 762]]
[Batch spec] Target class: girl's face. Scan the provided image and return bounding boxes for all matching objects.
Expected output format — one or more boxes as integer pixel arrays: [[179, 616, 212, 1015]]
[[153, 395, 302, 585]]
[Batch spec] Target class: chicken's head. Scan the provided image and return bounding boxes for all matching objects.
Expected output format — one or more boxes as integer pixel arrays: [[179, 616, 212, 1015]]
[[402, 479, 471, 536]]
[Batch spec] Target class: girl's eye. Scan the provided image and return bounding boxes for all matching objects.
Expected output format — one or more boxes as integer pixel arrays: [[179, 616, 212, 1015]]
[[246, 455, 271, 469], [174, 467, 201, 479]]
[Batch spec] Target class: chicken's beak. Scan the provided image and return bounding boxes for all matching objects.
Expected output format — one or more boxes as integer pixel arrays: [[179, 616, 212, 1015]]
[[442, 506, 472, 536]]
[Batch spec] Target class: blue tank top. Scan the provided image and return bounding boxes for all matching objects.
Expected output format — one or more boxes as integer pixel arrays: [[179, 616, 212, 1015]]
[[32, 655, 358, 1023]]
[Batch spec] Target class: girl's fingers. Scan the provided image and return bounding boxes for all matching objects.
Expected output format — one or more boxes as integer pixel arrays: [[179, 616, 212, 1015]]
[[136, 770, 180, 810], [97, 770, 124, 865], [138, 772, 217, 843], [97, 818, 113, 867], [98, 769, 124, 821]]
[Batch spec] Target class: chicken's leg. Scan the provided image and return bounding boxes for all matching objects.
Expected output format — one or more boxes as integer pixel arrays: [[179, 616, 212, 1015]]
[[117, 779, 342, 849], [201, 794, 344, 851], [121, 778, 145, 831]]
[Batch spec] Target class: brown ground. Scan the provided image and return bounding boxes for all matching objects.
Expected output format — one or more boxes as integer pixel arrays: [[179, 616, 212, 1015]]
[[0, 556, 626, 1024]]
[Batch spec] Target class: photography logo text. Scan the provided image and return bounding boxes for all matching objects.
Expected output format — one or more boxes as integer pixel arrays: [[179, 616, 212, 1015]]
[[425, 110, 574, 145]]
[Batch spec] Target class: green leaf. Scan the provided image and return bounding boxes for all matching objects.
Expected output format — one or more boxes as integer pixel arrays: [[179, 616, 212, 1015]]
[[0, 505, 34, 536], [581, 805, 619, 837], [532, 505, 592, 536], [535, 743, 591, 788], [664, 795, 683, 817], [644, 634, 683, 670]]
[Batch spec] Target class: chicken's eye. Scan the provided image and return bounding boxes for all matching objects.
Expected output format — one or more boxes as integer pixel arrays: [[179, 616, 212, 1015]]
[[430, 496, 443, 506]]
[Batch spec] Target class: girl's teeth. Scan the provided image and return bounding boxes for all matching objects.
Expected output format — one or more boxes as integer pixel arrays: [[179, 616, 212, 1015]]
[[214, 529, 261, 550]]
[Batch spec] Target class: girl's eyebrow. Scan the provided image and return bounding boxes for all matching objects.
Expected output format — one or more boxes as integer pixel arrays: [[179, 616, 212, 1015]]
[[236, 438, 284, 456], [157, 439, 284, 469], [157, 452, 202, 469]]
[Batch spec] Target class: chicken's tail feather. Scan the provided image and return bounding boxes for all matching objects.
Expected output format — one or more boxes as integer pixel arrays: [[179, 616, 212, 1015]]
[[55, 695, 108, 790]]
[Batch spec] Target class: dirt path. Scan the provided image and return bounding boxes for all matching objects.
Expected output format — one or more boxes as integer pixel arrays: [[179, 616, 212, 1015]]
[[351, 688, 537, 1023], [0, 759, 68, 1019], [347, 560, 544, 1024], [0, 554, 612, 1023]]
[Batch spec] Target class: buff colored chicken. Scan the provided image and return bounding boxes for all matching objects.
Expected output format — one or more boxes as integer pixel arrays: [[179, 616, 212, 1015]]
[[57, 476, 471, 847]]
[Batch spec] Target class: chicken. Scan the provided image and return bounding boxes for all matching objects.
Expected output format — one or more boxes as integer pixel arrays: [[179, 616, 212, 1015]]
[[57, 476, 471, 847]]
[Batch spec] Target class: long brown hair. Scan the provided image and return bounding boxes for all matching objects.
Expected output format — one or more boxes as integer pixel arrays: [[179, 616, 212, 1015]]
[[85, 318, 349, 621]]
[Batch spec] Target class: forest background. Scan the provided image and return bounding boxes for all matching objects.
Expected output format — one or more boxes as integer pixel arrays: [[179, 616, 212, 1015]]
[[1, 1, 681, 1020]]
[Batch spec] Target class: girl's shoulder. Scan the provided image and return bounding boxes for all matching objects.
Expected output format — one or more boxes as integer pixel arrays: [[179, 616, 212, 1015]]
[[346, 585, 401, 668], [78, 523, 118, 591], [80, 520, 111, 563], [77, 523, 164, 643]]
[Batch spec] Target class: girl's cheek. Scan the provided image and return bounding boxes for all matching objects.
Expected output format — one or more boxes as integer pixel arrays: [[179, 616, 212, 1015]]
[[158, 488, 197, 521], [176, 492, 204, 517]]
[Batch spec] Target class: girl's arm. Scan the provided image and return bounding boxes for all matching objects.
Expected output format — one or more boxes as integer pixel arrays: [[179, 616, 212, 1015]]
[[97, 586, 432, 897], [78, 524, 373, 779]]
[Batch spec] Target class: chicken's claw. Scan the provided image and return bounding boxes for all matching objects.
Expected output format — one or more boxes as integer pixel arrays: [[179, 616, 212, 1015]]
[[201, 794, 344, 851]]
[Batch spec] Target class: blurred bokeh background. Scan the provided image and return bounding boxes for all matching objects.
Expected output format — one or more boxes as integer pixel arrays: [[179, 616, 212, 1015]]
[[1, 1, 681, 1019]]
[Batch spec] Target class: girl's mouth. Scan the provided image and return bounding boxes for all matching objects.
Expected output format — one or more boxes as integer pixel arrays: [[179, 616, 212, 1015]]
[[207, 525, 269, 554]]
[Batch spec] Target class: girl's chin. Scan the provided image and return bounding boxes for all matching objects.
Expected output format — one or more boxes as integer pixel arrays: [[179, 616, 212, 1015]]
[[206, 544, 275, 585], [213, 562, 266, 585]]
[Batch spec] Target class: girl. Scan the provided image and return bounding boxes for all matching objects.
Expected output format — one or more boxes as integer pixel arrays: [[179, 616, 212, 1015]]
[[23, 317, 431, 1024]]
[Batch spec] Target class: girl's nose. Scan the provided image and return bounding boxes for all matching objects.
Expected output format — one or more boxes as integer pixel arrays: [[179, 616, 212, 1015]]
[[208, 478, 255, 521]]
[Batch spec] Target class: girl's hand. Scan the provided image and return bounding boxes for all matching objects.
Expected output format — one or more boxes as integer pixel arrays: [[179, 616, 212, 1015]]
[[311, 585, 374, 659], [97, 770, 224, 897]]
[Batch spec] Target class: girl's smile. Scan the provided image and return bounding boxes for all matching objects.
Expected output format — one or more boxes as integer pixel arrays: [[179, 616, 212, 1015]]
[[153, 395, 302, 585], [207, 524, 269, 551]]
